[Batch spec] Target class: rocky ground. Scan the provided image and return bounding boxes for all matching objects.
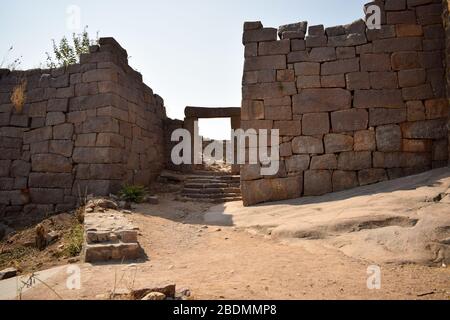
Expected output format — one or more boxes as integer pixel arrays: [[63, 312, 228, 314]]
[[0, 168, 449, 300]]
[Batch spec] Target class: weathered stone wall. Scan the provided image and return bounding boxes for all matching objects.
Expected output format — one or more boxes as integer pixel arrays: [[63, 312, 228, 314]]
[[444, 0, 450, 163], [241, 0, 449, 206], [0, 38, 166, 224]]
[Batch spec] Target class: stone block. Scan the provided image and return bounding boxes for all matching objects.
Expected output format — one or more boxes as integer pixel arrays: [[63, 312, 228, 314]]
[[354, 130, 376, 151], [47, 99, 68, 112], [244, 43, 257, 58], [346, 72, 370, 90], [402, 139, 432, 152], [336, 47, 355, 59], [23, 126, 52, 144], [304, 170, 332, 196], [81, 117, 119, 134], [53, 123, 74, 140], [324, 134, 354, 153], [294, 62, 320, 75], [31, 154, 72, 173], [308, 24, 324, 35], [327, 33, 367, 47], [376, 124, 402, 151], [396, 24, 423, 37], [402, 84, 434, 100], [391, 51, 420, 70], [337, 151, 372, 170], [273, 120, 301, 136], [241, 175, 302, 206], [72, 147, 122, 164], [358, 168, 388, 186], [406, 101, 426, 121], [241, 100, 265, 120], [243, 28, 278, 44], [96, 133, 125, 148], [0, 160, 11, 177], [302, 113, 330, 135], [49, 140, 73, 157], [386, 11, 417, 24], [354, 89, 404, 108], [10, 160, 30, 177], [331, 109, 368, 132], [321, 58, 360, 75], [296, 76, 321, 88], [424, 99, 448, 119], [82, 69, 118, 83], [265, 105, 292, 120], [293, 88, 351, 114], [369, 72, 398, 89], [372, 37, 422, 52], [432, 139, 448, 161], [244, 21, 263, 31], [292, 136, 324, 154], [244, 55, 286, 72], [258, 40, 290, 55], [332, 170, 358, 192], [241, 164, 262, 181], [308, 47, 336, 62], [310, 154, 337, 170], [30, 188, 64, 204], [385, 0, 406, 11], [243, 82, 297, 99], [305, 35, 327, 47], [360, 53, 391, 71], [291, 39, 306, 51], [276, 70, 295, 82], [45, 112, 65, 126], [29, 173, 73, 188], [279, 142, 292, 157], [369, 107, 407, 126], [30, 141, 49, 154], [90, 164, 126, 179], [285, 155, 310, 172], [397, 69, 426, 87], [400, 119, 447, 139], [55, 86, 74, 99], [321, 75, 345, 88]]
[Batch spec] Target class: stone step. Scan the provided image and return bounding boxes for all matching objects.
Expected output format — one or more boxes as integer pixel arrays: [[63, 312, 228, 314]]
[[184, 182, 240, 189], [180, 196, 242, 203], [183, 187, 241, 194], [84, 242, 141, 262], [181, 192, 242, 199], [187, 175, 240, 181]]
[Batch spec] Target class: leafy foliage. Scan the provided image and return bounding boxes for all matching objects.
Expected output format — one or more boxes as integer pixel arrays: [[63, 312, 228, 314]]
[[119, 185, 148, 203], [63, 223, 84, 257], [45, 26, 98, 68]]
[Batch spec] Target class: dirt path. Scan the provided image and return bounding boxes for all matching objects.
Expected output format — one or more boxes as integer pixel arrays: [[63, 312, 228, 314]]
[[16, 194, 449, 300]]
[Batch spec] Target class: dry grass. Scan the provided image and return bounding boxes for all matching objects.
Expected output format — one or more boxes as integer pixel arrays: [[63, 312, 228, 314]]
[[10, 79, 27, 113]]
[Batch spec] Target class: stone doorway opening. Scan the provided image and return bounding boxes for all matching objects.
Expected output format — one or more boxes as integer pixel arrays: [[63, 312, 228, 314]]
[[183, 107, 241, 175]]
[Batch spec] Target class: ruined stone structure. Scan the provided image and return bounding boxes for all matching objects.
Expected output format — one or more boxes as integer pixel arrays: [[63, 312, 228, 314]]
[[0, 38, 166, 224], [240, 0, 450, 205], [1, 1, 450, 219]]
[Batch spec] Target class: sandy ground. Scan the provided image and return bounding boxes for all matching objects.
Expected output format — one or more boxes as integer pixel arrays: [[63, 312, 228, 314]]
[[4, 168, 449, 299]]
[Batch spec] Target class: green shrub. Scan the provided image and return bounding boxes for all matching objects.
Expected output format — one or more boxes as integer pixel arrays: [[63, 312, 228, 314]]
[[119, 185, 148, 203], [64, 224, 84, 257]]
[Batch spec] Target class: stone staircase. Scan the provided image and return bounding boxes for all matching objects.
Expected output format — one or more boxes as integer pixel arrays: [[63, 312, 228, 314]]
[[181, 171, 242, 203]]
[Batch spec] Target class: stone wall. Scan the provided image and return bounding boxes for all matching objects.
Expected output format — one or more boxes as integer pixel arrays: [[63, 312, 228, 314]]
[[444, 0, 450, 163], [0, 38, 166, 224], [241, 0, 449, 206]]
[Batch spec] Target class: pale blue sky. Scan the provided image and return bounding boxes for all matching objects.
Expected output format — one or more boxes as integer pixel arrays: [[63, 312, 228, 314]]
[[0, 0, 367, 139]]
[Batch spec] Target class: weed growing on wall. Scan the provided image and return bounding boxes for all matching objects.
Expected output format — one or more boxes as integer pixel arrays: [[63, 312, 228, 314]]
[[45, 26, 98, 68]]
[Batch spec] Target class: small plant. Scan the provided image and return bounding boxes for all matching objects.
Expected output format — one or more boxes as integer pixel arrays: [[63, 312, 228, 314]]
[[64, 224, 84, 257], [1, 46, 22, 70], [10, 79, 27, 113], [45, 26, 99, 68], [119, 185, 148, 203]]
